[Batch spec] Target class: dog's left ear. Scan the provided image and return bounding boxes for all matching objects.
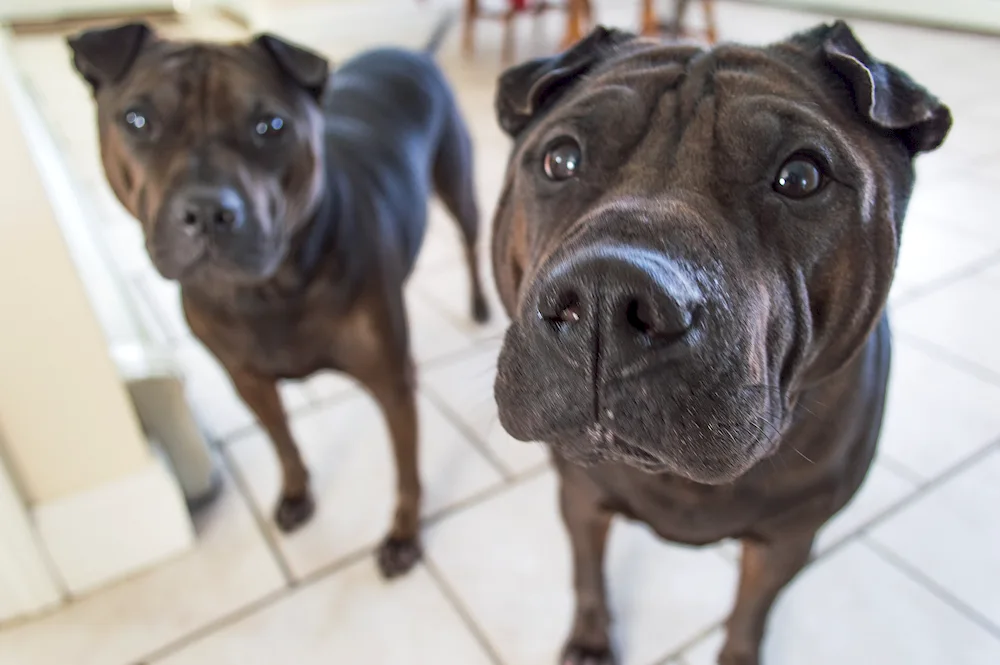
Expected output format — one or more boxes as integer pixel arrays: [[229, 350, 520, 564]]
[[813, 21, 951, 153], [68, 22, 152, 92], [496, 26, 635, 137], [254, 34, 329, 100]]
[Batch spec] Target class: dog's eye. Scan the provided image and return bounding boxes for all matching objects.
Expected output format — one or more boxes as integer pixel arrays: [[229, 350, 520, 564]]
[[254, 115, 286, 139], [123, 108, 149, 133], [543, 138, 582, 181], [773, 155, 825, 198]]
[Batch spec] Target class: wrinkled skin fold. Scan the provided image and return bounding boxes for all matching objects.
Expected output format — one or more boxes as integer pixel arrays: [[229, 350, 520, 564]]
[[490, 21, 950, 665]]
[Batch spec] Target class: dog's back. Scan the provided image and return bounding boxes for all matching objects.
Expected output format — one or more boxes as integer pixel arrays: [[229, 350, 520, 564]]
[[320, 47, 456, 274]]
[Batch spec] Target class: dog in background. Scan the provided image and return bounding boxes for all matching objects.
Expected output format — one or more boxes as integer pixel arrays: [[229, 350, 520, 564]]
[[69, 16, 488, 577]]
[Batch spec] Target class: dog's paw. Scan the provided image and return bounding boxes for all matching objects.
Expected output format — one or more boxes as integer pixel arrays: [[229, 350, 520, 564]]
[[376, 535, 422, 578], [472, 293, 490, 324], [561, 643, 616, 665], [274, 491, 315, 533]]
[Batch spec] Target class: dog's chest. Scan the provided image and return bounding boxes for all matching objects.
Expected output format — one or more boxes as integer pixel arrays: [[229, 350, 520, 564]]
[[184, 297, 338, 379], [599, 469, 773, 545]]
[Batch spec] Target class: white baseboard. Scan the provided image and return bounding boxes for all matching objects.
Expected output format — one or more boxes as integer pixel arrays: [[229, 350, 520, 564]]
[[0, 457, 64, 624], [33, 456, 194, 596]]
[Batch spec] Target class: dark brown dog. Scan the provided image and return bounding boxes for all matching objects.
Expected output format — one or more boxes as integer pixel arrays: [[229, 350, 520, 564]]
[[69, 19, 488, 577], [491, 23, 950, 664]]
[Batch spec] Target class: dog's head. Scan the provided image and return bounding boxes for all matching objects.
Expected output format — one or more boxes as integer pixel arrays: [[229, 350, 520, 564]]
[[491, 23, 950, 483], [69, 23, 329, 284]]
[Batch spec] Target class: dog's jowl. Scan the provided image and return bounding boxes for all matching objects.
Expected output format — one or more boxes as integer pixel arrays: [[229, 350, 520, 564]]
[[69, 19, 489, 578], [491, 22, 950, 665]]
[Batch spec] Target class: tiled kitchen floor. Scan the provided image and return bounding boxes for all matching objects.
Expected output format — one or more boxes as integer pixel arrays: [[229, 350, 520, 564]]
[[2, 1, 1000, 664]]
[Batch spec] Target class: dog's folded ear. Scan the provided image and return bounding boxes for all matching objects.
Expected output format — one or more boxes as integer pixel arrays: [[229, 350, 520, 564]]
[[254, 34, 329, 100], [804, 21, 951, 153], [68, 22, 152, 92], [496, 26, 634, 137]]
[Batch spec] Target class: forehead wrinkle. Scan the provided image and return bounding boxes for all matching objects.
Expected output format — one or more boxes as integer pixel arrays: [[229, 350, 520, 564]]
[[714, 44, 849, 120]]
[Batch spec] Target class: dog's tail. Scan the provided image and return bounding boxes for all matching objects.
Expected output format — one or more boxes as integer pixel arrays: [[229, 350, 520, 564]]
[[424, 11, 457, 56]]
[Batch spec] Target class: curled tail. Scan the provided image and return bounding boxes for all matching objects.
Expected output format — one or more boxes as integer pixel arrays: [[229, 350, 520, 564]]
[[424, 11, 457, 55]]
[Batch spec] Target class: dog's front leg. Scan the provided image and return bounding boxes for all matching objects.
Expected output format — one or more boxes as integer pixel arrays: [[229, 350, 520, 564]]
[[557, 462, 616, 665], [719, 532, 815, 665], [229, 367, 314, 532]]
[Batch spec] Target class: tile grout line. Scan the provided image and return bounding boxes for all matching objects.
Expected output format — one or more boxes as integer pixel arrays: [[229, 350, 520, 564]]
[[422, 557, 507, 665], [874, 455, 926, 486], [411, 276, 500, 337], [863, 537, 1000, 642], [424, 462, 550, 527], [137, 549, 376, 664], [133, 459, 551, 662], [293, 547, 376, 591], [137, 462, 545, 665], [216, 444, 297, 586], [891, 248, 1000, 308], [418, 328, 506, 370], [134, 586, 292, 664], [422, 384, 517, 481], [151, 428, 990, 665], [892, 330, 1000, 387], [652, 621, 726, 665], [650, 439, 1000, 665], [819, 438, 1000, 562]]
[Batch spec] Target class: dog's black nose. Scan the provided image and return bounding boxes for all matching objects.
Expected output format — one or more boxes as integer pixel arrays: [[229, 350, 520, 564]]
[[176, 186, 246, 234], [533, 244, 703, 350]]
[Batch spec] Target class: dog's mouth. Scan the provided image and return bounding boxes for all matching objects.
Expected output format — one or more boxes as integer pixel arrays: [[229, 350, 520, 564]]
[[532, 414, 779, 483], [548, 423, 672, 472]]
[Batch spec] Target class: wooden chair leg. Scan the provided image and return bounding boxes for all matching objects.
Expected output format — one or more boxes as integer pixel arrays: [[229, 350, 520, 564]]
[[640, 0, 659, 36], [463, 0, 478, 55], [501, 9, 517, 65], [702, 0, 719, 44], [561, 0, 587, 50], [671, 0, 691, 38]]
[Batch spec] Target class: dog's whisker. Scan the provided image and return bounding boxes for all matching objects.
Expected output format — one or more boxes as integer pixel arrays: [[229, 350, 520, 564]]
[[792, 447, 815, 464]]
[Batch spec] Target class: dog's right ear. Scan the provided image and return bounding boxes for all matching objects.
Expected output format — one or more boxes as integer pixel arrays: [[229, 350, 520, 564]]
[[254, 34, 330, 100], [68, 22, 152, 92], [496, 27, 634, 137]]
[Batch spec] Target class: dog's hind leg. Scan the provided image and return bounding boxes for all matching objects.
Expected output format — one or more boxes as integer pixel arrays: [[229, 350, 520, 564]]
[[229, 367, 314, 532], [433, 107, 490, 324], [340, 295, 423, 579]]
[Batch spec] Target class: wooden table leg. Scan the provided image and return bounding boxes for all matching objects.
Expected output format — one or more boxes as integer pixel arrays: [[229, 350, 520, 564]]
[[463, 0, 478, 55]]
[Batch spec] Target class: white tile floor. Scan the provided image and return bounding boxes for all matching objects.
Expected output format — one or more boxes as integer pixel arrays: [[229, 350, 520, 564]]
[[2, 1, 1000, 664]]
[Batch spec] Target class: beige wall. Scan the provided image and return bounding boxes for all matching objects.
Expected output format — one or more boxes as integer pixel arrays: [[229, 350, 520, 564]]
[[0, 44, 151, 504], [759, 0, 1000, 32]]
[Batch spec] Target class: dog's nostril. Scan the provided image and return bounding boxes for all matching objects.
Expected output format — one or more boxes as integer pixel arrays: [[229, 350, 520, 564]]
[[538, 292, 583, 329], [215, 209, 236, 227], [557, 302, 582, 324], [183, 210, 199, 227], [625, 297, 698, 342], [626, 299, 653, 334]]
